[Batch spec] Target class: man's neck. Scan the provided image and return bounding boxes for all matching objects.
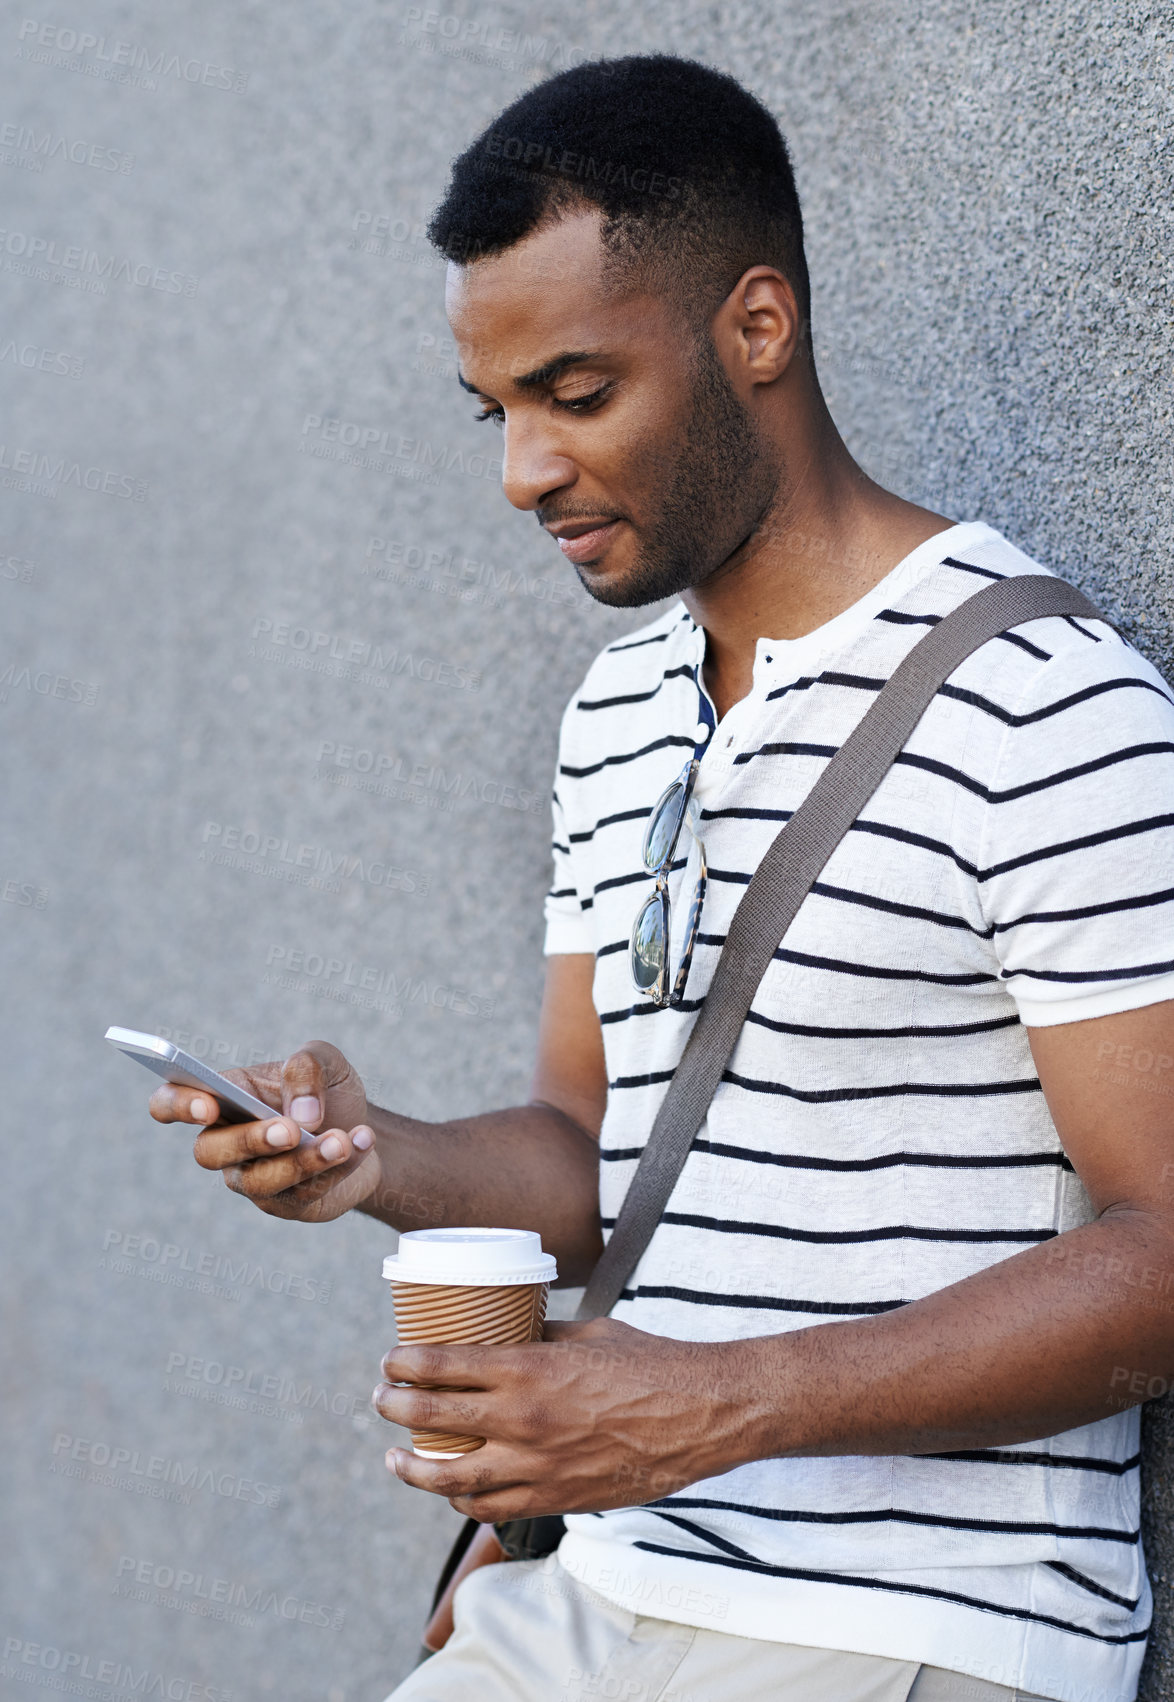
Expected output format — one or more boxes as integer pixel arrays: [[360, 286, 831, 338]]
[[681, 441, 955, 722]]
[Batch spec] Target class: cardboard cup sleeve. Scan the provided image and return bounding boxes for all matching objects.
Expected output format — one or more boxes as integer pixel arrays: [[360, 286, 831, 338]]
[[388, 1279, 549, 1455]]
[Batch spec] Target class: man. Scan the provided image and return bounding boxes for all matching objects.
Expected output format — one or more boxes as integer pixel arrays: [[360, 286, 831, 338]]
[[150, 55, 1174, 1702]]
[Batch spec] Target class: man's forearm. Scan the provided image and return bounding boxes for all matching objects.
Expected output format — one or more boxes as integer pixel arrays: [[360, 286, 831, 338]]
[[357, 1100, 603, 1285], [720, 1209, 1174, 1467]]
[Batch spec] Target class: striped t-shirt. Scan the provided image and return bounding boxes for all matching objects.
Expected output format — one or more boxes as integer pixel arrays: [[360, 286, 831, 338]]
[[543, 521, 1174, 1702]]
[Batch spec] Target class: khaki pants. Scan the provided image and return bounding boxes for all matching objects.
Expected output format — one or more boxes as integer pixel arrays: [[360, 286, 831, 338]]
[[385, 1557, 1057, 1702]]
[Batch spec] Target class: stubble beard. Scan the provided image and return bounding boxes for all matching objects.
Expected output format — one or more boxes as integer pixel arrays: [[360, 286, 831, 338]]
[[573, 332, 782, 610]]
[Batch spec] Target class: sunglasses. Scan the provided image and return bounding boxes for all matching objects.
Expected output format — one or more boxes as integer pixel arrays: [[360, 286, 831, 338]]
[[630, 757, 709, 1008]]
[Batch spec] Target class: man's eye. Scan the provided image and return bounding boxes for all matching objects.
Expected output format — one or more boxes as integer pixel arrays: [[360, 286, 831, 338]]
[[474, 383, 610, 425], [555, 386, 610, 413]]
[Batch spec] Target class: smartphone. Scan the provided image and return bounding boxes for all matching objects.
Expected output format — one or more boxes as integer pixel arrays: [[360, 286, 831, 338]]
[[105, 1026, 313, 1142]]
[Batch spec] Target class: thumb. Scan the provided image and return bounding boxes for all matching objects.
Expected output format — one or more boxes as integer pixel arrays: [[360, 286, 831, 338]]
[[282, 1044, 333, 1130]]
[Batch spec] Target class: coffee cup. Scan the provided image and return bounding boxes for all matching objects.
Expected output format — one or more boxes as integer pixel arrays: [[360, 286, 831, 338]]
[[383, 1227, 557, 1457]]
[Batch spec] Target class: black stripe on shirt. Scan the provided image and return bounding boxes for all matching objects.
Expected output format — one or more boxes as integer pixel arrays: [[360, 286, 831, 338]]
[[1046, 1560, 1141, 1612], [597, 1001, 1021, 1037], [876, 609, 941, 627], [942, 557, 1006, 580], [746, 1007, 1021, 1040], [593, 869, 653, 897], [656, 1209, 1052, 1246], [569, 806, 650, 844], [601, 1142, 1068, 1175], [696, 812, 981, 883], [850, 817, 979, 877], [946, 673, 1163, 728], [809, 879, 991, 935], [893, 741, 1174, 805], [601, 1145, 1068, 1177], [610, 1061, 998, 1090], [995, 884, 1174, 932], [577, 664, 695, 711], [660, 1139, 1067, 1175], [1002, 957, 1174, 985], [718, 1068, 1042, 1105], [653, 1494, 1137, 1544], [875, 605, 1052, 661], [596, 939, 628, 959], [649, 1508, 761, 1563], [769, 944, 997, 987], [599, 997, 705, 1025], [700, 805, 794, 822], [764, 674, 821, 704], [609, 1068, 694, 1089], [733, 738, 1174, 806], [694, 932, 993, 987], [761, 670, 1174, 730], [628, 1541, 1148, 1644], [734, 738, 836, 767], [919, 1448, 1140, 1477], [943, 675, 1174, 726], [617, 1283, 907, 1316], [560, 732, 694, 779], [978, 813, 1174, 881], [719, 861, 1011, 923], [815, 670, 886, 692], [706, 865, 753, 886]]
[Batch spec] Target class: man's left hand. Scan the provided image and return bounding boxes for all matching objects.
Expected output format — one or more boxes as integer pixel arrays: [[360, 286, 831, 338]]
[[372, 1317, 753, 1521]]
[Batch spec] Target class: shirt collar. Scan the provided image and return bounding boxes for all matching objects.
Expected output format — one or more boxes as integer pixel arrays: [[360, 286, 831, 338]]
[[674, 520, 996, 683]]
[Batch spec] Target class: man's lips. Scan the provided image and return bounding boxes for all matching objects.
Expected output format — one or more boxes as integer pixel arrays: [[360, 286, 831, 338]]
[[547, 519, 623, 563]]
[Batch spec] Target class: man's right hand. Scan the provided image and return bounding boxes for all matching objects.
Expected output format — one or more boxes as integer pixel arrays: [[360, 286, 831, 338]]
[[148, 1039, 380, 1222]]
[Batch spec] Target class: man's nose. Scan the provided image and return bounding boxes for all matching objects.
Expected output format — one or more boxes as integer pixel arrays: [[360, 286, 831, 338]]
[[500, 418, 575, 513]]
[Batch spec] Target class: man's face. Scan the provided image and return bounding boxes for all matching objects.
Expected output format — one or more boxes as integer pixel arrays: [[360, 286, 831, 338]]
[[446, 209, 781, 608]]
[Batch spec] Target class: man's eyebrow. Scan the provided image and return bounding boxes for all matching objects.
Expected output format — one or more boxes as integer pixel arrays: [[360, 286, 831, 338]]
[[456, 350, 603, 397], [514, 350, 602, 390]]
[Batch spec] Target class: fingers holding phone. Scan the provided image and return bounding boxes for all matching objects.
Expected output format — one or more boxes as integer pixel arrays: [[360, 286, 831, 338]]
[[219, 1117, 381, 1223], [192, 1049, 377, 1220], [189, 1101, 368, 1175], [114, 1028, 381, 1222], [179, 1084, 378, 1224]]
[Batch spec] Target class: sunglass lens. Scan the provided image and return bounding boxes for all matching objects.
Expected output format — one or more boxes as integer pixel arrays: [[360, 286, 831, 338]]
[[643, 783, 685, 870], [631, 890, 667, 992]]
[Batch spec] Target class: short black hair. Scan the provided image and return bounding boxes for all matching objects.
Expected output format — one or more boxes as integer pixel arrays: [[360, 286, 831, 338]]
[[427, 54, 810, 331]]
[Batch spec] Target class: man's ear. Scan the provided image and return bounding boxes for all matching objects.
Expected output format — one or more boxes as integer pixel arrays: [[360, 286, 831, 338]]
[[714, 266, 804, 387]]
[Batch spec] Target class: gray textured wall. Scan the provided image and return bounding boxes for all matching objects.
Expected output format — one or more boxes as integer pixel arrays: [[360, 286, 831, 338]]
[[3, 1, 1172, 1696]]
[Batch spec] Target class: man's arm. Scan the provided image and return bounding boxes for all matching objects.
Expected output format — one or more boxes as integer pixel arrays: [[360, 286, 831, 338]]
[[148, 953, 607, 1283], [359, 951, 607, 1282], [727, 996, 1174, 1456], [377, 997, 1174, 1521]]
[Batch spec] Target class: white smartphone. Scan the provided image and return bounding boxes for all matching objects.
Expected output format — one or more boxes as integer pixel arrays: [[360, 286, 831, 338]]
[[105, 1026, 313, 1142]]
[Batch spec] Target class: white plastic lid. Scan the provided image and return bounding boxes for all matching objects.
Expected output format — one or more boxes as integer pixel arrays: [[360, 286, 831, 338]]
[[382, 1227, 557, 1287]]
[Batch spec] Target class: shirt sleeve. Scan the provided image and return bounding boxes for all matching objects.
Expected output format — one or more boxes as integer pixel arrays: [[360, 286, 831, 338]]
[[543, 779, 593, 955], [979, 633, 1174, 1027]]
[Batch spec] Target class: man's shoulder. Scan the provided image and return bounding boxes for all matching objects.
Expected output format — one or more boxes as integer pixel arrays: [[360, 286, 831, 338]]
[[913, 528, 1172, 725]]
